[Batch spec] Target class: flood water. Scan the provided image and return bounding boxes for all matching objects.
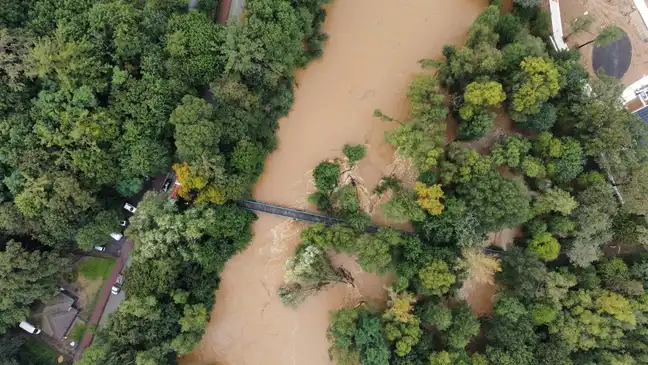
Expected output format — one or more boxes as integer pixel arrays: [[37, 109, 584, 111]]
[[181, 1, 487, 364]]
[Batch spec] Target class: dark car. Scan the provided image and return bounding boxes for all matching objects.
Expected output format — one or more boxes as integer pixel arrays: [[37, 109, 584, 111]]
[[162, 178, 173, 192]]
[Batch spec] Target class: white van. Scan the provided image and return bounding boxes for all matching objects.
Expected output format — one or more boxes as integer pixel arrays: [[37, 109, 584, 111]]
[[110, 232, 123, 241], [19, 321, 41, 334]]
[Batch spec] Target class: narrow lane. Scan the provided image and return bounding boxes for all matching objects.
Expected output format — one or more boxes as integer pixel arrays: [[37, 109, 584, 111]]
[[74, 240, 133, 361]]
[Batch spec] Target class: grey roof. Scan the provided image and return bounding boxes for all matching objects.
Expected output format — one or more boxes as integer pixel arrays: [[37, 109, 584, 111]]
[[35, 292, 78, 340]]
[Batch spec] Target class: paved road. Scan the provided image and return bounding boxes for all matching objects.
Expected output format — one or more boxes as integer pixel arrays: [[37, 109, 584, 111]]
[[75, 240, 133, 361], [104, 235, 126, 256], [98, 289, 124, 328], [98, 256, 131, 328]]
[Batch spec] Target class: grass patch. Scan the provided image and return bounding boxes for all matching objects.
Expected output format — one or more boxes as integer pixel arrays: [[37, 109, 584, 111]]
[[19, 338, 59, 365], [77, 257, 115, 280], [69, 321, 86, 341]]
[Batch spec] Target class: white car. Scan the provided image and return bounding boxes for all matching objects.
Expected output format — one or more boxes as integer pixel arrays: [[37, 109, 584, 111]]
[[93, 246, 106, 252], [111, 274, 124, 295], [124, 203, 137, 213], [110, 232, 123, 241]]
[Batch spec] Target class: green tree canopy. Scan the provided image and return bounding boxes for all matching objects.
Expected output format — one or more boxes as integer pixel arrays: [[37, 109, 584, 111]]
[[418, 260, 456, 296], [456, 170, 531, 232], [511, 57, 561, 116], [528, 232, 561, 261], [0, 241, 68, 333]]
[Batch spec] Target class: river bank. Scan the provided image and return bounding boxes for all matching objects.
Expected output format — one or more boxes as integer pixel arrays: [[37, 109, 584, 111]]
[[181, 1, 488, 364]]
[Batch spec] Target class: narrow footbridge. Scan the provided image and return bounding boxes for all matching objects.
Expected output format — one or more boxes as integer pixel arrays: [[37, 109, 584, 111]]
[[239, 200, 504, 255], [239, 200, 378, 232], [240, 200, 346, 226], [239, 200, 379, 232]]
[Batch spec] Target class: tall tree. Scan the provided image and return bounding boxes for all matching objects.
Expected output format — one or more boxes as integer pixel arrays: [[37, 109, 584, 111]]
[[456, 170, 531, 232], [513, 0, 541, 8], [564, 15, 595, 40], [577, 26, 624, 49], [0, 241, 68, 333], [278, 244, 352, 307], [510, 57, 561, 116]]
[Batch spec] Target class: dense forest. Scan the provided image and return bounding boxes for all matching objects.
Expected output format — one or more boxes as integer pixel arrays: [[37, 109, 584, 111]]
[[276, 2, 648, 365], [0, 0, 331, 364]]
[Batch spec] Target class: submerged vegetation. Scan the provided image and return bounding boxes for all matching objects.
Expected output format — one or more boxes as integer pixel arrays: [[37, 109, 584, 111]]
[[277, 2, 648, 365]]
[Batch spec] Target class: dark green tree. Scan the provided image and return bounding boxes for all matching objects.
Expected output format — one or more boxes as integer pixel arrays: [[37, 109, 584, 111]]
[[0, 241, 68, 333]]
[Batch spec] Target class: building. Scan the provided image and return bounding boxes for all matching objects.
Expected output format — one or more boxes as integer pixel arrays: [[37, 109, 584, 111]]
[[32, 291, 79, 340]]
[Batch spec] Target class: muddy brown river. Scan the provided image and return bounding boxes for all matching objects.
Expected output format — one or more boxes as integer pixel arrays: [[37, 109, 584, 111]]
[[181, 1, 487, 364]]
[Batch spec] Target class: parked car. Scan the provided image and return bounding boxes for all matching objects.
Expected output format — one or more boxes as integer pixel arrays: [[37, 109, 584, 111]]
[[119, 220, 128, 227], [124, 203, 137, 213], [19, 321, 41, 334], [111, 274, 124, 295], [110, 232, 123, 241], [93, 246, 106, 252], [162, 178, 173, 192]]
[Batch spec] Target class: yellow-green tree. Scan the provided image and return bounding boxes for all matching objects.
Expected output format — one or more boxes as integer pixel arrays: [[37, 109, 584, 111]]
[[172, 162, 226, 204], [533, 188, 579, 216], [383, 291, 421, 357], [459, 80, 506, 120], [383, 291, 416, 323], [528, 232, 561, 262], [595, 290, 636, 326], [458, 249, 501, 285], [414, 182, 445, 215], [418, 260, 456, 296], [511, 56, 561, 115]]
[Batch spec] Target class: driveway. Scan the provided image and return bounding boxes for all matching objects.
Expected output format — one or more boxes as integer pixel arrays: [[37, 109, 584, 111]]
[[98, 173, 172, 256], [75, 240, 133, 361], [98, 289, 124, 328], [75, 173, 173, 360], [98, 256, 131, 328], [103, 235, 126, 256]]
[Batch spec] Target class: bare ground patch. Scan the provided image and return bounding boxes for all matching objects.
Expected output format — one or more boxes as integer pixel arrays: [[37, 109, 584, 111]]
[[460, 279, 497, 316], [488, 226, 523, 250]]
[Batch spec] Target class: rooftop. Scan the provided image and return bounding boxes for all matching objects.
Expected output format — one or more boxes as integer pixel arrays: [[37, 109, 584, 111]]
[[33, 291, 79, 340]]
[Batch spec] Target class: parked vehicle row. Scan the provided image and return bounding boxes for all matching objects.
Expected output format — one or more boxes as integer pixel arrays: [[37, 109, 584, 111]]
[[23, 175, 173, 335]]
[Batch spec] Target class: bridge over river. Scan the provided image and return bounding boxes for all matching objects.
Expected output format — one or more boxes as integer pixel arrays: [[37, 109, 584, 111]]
[[238, 200, 505, 255]]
